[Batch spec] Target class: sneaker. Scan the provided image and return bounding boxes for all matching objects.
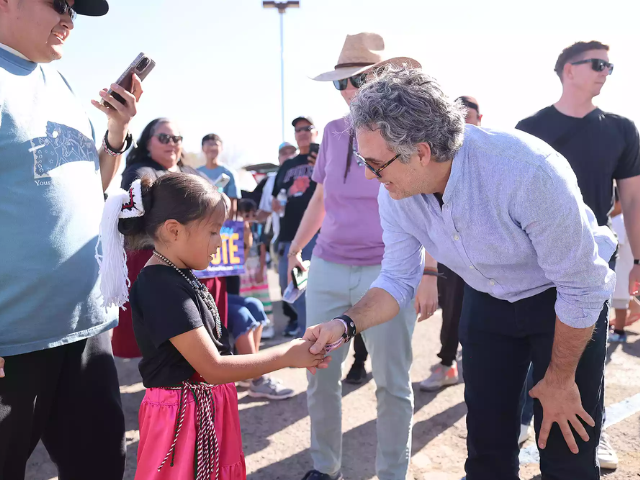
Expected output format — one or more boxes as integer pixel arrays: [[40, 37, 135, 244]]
[[345, 362, 367, 384], [261, 322, 275, 340], [518, 423, 533, 445], [301, 470, 344, 480], [608, 331, 627, 343], [248, 376, 295, 400], [598, 431, 619, 470], [283, 321, 301, 337], [419, 361, 459, 392], [236, 379, 251, 388]]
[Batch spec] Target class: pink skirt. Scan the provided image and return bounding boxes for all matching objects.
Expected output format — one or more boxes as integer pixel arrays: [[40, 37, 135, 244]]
[[135, 381, 246, 480]]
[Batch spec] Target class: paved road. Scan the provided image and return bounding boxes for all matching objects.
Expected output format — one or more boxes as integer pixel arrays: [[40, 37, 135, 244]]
[[26, 272, 640, 479]]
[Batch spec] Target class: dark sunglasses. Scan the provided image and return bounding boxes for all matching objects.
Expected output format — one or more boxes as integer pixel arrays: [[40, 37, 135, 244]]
[[295, 125, 315, 133], [333, 73, 368, 91], [354, 152, 401, 178], [52, 0, 76, 20], [571, 58, 614, 75], [155, 133, 183, 145]]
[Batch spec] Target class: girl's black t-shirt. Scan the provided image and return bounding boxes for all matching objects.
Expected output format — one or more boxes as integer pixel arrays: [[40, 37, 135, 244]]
[[130, 265, 231, 388]]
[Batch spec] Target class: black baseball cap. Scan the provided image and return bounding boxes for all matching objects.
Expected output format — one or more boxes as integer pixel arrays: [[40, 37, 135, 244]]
[[73, 0, 109, 16], [292, 116, 314, 127]]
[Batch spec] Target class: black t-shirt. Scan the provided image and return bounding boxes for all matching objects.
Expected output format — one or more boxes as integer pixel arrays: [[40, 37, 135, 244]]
[[516, 106, 640, 226], [130, 265, 232, 388], [121, 157, 208, 189], [271, 154, 316, 242]]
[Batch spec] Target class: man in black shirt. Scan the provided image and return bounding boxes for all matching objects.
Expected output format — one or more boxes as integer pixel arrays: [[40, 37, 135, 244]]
[[272, 116, 319, 336], [517, 40, 640, 471]]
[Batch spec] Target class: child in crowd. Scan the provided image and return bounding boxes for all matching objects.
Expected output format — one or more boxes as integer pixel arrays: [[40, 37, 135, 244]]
[[238, 199, 274, 323], [96, 173, 329, 480]]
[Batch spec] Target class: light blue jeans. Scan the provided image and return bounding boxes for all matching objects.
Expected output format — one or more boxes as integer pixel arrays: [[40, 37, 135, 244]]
[[306, 256, 416, 480]]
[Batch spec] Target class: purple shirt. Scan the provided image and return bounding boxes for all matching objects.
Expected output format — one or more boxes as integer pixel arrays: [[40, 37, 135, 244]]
[[312, 117, 385, 265]]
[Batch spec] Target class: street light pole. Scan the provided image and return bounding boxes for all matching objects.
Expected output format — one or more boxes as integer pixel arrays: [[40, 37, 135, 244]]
[[262, 1, 300, 143]]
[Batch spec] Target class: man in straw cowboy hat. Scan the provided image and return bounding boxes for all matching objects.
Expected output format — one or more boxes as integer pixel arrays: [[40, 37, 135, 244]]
[[287, 33, 435, 480]]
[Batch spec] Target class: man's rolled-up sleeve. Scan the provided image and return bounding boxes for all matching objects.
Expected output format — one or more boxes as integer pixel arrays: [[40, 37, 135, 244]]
[[370, 189, 424, 309], [516, 154, 617, 328]]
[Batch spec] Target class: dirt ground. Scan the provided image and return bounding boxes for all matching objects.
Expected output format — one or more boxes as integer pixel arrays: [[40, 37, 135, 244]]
[[26, 272, 640, 479]]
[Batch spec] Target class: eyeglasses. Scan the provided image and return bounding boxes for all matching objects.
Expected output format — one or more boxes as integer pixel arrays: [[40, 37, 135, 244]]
[[295, 125, 315, 133], [354, 152, 401, 178], [155, 133, 183, 145], [52, 0, 76, 20], [333, 73, 367, 91], [570, 58, 614, 75]]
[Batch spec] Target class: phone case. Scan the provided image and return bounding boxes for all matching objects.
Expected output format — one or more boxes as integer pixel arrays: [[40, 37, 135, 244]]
[[103, 53, 156, 108]]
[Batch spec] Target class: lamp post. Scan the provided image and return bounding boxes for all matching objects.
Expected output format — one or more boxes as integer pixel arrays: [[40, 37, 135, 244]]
[[262, 1, 300, 143]]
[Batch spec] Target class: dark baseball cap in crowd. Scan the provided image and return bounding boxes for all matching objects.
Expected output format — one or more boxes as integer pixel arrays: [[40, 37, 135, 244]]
[[457, 96, 480, 114], [73, 0, 110, 16], [291, 116, 314, 127]]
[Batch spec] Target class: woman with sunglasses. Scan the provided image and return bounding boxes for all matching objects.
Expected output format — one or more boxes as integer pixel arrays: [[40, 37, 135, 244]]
[[112, 118, 229, 359], [287, 33, 434, 480]]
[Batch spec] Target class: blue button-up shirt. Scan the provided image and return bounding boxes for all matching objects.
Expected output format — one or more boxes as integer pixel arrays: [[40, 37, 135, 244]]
[[371, 125, 616, 328]]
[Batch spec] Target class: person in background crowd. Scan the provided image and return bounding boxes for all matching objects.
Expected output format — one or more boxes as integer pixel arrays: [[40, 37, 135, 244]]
[[114, 118, 228, 359], [516, 40, 640, 470], [239, 199, 274, 331], [198, 134, 244, 301], [227, 199, 295, 399], [272, 116, 320, 337], [289, 34, 428, 480], [0, 0, 140, 478], [199, 133, 241, 219], [305, 66, 617, 480], [610, 188, 640, 330], [257, 142, 298, 337], [418, 95, 481, 392]]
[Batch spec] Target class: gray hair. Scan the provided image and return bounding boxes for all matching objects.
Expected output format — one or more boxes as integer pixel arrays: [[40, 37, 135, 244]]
[[349, 66, 466, 163]]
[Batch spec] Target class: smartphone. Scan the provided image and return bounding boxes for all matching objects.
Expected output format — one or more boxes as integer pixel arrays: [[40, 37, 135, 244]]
[[291, 260, 311, 289], [102, 52, 156, 108], [212, 173, 231, 190], [308, 143, 320, 157]]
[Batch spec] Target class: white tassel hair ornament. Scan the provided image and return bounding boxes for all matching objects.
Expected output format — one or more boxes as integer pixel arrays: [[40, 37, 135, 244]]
[[95, 179, 146, 310]]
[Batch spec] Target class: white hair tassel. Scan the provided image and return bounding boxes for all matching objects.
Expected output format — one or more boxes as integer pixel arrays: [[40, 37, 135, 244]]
[[95, 180, 146, 310]]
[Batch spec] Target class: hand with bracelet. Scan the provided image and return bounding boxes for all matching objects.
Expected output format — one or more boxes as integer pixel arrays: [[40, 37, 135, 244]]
[[91, 74, 144, 191], [286, 242, 306, 285], [303, 315, 357, 373]]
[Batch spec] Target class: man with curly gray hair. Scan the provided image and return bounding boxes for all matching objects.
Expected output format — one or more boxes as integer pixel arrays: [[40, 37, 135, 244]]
[[303, 66, 616, 479]]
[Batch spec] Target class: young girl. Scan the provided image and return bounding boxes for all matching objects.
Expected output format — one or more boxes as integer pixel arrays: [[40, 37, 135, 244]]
[[96, 172, 330, 480]]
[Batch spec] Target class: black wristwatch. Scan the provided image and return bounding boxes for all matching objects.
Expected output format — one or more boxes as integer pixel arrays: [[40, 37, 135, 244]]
[[335, 314, 357, 342], [635, 259, 640, 265]]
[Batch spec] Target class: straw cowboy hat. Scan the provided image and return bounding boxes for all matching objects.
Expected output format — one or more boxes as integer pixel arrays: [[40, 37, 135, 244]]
[[313, 32, 421, 82]]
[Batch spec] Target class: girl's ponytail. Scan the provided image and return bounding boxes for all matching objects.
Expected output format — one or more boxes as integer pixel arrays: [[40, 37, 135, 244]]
[[95, 178, 149, 310]]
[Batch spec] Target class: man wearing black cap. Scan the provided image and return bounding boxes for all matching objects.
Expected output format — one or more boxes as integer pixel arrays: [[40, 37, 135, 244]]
[[272, 116, 319, 336], [0, 1, 141, 478]]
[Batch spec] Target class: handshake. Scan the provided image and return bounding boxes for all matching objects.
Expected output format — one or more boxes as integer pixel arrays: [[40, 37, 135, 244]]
[[285, 317, 354, 374]]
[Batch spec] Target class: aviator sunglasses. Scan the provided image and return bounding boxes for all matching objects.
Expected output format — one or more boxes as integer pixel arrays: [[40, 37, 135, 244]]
[[333, 73, 368, 91], [570, 58, 614, 75]]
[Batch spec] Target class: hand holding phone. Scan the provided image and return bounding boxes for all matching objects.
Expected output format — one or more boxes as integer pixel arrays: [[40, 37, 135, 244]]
[[101, 53, 156, 109], [308, 143, 320, 163], [91, 53, 154, 140]]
